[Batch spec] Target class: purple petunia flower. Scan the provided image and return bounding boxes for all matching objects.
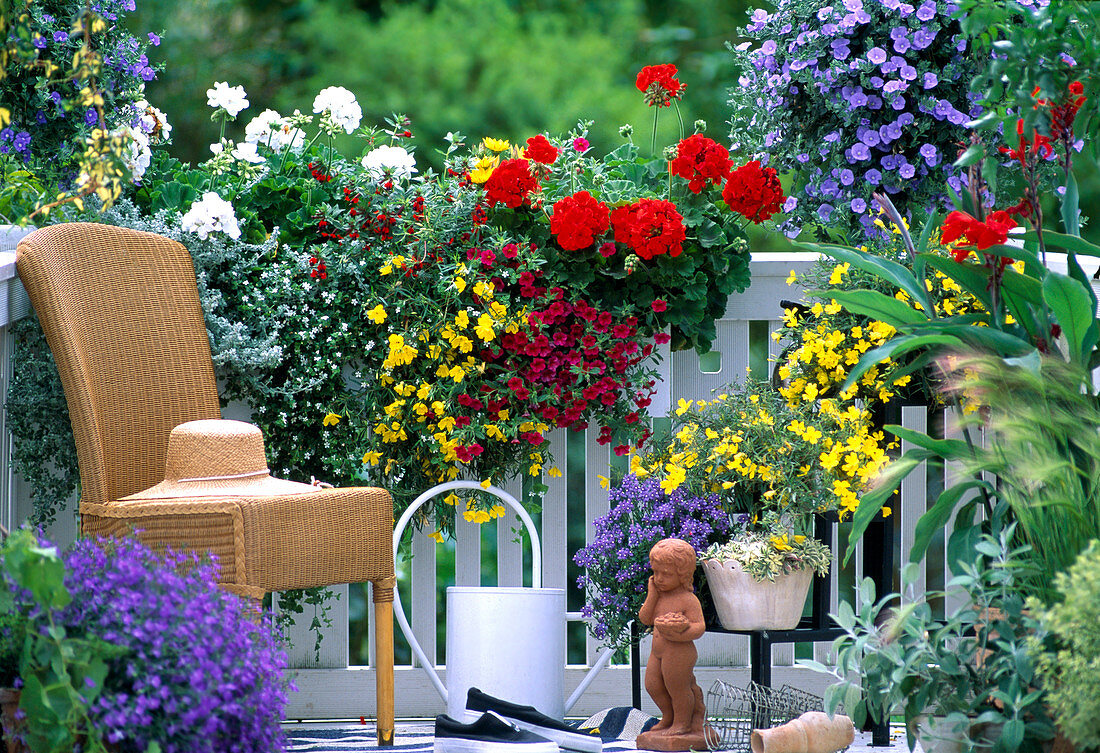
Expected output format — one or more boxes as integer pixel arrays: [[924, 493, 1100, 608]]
[[899, 162, 916, 179], [851, 197, 868, 213], [891, 96, 907, 110], [858, 127, 881, 147], [1060, 52, 1077, 67], [761, 39, 778, 55], [783, 196, 799, 212], [148, 32, 161, 45], [818, 203, 834, 221], [84, 109, 99, 126], [53, 31, 69, 43], [916, 0, 937, 21], [13, 131, 30, 152], [919, 144, 940, 166], [839, 168, 855, 185], [913, 27, 937, 49], [821, 179, 840, 197], [817, 6, 834, 21], [865, 168, 882, 184], [900, 64, 918, 81], [923, 72, 939, 89], [851, 143, 871, 160], [867, 46, 887, 65]]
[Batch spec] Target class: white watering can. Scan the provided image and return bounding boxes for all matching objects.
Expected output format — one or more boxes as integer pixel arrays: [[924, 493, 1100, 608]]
[[393, 480, 614, 720]]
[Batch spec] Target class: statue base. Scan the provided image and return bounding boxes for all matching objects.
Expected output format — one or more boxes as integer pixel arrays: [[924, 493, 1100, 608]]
[[635, 729, 711, 752]]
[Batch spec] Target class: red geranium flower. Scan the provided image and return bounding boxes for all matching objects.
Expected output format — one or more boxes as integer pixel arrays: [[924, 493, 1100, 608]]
[[941, 210, 1018, 260], [525, 134, 560, 165], [635, 64, 685, 108], [722, 160, 785, 223], [550, 191, 611, 251], [610, 198, 686, 260], [484, 158, 539, 209], [670, 134, 733, 193]]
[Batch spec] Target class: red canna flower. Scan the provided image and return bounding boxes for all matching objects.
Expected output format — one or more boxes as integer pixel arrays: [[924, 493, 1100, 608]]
[[941, 210, 1018, 260]]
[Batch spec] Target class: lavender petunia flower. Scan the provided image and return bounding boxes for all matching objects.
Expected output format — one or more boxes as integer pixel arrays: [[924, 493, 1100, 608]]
[[913, 27, 937, 49], [899, 162, 916, 179], [858, 127, 881, 147], [919, 143, 940, 166], [867, 46, 887, 65], [865, 168, 882, 185], [916, 0, 937, 21], [851, 143, 871, 160], [761, 39, 778, 55], [923, 72, 939, 89], [840, 168, 855, 185], [851, 197, 868, 213]]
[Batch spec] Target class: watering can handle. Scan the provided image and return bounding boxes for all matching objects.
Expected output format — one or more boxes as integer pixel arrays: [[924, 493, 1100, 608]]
[[391, 481, 543, 704]]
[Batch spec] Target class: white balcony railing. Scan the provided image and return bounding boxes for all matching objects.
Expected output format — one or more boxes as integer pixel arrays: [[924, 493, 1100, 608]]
[[0, 229, 952, 720]]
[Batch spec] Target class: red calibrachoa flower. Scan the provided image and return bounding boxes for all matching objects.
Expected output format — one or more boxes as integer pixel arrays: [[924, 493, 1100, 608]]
[[635, 64, 685, 108], [941, 210, 1018, 260], [610, 198, 686, 260], [550, 191, 611, 251], [670, 134, 733, 193], [484, 158, 539, 208], [722, 160, 785, 223], [524, 134, 560, 165]]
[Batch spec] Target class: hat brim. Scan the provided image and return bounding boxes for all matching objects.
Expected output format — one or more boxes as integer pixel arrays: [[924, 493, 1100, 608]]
[[121, 474, 321, 500]]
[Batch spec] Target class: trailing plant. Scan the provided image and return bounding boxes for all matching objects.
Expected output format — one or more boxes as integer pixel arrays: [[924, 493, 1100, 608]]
[[730, 0, 986, 241], [700, 514, 831, 581]]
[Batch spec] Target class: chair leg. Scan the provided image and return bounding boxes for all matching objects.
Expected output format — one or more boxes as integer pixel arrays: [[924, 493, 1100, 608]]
[[374, 598, 395, 746]]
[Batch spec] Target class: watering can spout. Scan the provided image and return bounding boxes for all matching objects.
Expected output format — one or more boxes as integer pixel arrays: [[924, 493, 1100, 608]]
[[393, 481, 613, 719]]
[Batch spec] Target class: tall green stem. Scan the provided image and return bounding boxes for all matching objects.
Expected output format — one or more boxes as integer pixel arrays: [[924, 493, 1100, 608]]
[[650, 106, 659, 157]]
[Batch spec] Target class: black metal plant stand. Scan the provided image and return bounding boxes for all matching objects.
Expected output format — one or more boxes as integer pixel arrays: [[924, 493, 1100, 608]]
[[630, 512, 893, 747]]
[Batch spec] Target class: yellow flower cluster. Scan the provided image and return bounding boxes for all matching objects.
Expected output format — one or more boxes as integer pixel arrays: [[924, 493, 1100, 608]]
[[640, 384, 893, 520]]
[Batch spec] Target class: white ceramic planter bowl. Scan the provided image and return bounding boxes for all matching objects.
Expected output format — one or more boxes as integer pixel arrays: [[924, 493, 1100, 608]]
[[702, 559, 814, 631]]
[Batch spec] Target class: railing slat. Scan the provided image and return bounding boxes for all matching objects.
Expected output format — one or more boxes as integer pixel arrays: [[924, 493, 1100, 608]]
[[541, 430, 569, 591], [411, 526, 438, 666]]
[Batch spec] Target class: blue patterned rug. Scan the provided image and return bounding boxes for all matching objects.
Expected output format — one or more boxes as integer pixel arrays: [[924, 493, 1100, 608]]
[[285, 709, 656, 752]]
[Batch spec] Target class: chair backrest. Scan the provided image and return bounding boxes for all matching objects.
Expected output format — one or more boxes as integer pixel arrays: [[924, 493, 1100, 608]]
[[17, 223, 222, 505]]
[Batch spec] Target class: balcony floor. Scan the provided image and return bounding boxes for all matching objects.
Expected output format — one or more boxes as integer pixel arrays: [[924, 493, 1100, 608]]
[[282, 720, 918, 752]]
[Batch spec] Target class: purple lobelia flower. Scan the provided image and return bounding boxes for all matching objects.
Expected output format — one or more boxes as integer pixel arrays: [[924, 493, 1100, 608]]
[[12, 536, 291, 753]]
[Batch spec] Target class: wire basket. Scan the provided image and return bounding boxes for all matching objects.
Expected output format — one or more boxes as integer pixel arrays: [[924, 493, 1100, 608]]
[[703, 680, 827, 752]]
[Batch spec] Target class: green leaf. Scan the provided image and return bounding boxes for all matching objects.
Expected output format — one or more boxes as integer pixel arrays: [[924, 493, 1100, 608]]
[[796, 242, 932, 312], [919, 254, 993, 311], [843, 449, 938, 565], [887, 425, 972, 459], [840, 333, 963, 393], [1043, 271, 1096, 362], [1061, 170, 1080, 236], [953, 142, 984, 168], [919, 323, 1034, 357], [811, 288, 929, 327], [909, 480, 990, 564], [1025, 229, 1100, 257]]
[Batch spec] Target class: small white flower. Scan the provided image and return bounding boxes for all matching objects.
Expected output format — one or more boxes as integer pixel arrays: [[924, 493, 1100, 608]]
[[243, 109, 304, 152], [232, 141, 265, 164], [206, 81, 249, 118], [312, 86, 362, 134], [114, 125, 152, 183], [361, 145, 417, 181], [181, 191, 242, 240]]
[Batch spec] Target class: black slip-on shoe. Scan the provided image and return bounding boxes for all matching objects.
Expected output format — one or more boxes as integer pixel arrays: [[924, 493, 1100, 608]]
[[434, 712, 561, 753], [465, 688, 603, 753]]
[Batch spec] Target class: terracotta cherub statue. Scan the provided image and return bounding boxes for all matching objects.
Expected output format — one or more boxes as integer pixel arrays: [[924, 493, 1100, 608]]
[[634, 538, 708, 752]]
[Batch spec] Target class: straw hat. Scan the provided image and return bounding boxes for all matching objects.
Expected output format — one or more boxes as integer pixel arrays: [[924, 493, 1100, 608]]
[[122, 419, 322, 500]]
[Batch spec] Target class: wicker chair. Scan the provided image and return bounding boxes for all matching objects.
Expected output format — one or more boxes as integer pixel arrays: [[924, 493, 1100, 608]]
[[16, 222, 396, 745]]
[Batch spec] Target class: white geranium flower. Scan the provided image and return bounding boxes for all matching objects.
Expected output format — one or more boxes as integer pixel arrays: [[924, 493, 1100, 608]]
[[181, 192, 242, 240], [206, 81, 249, 118], [361, 145, 417, 181], [244, 109, 305, 151], [312, 86, 362, 134], [232, 142, 265, 164]]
